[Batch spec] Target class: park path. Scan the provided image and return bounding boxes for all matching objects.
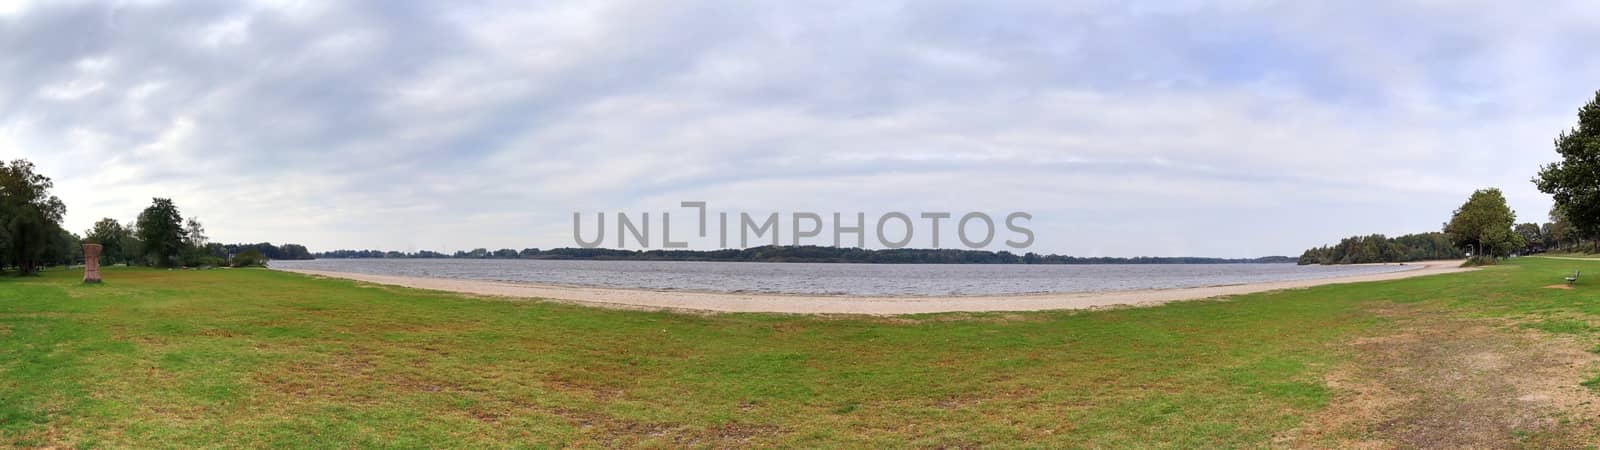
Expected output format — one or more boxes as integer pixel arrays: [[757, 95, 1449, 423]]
[[1532, 255, 1600, 261]]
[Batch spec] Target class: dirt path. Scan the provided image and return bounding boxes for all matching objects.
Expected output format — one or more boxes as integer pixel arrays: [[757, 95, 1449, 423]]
[[275, 260, 1471, 315], [1533, 255, 1600, 262], [1282, 303, 1600, 447]]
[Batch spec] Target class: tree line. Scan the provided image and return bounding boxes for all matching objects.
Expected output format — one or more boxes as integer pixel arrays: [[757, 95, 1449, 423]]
[[1297, 233, 1464, 265], [0, 158, 313, 274], [1301, 188, 1522, 265], [1303, 86, 1600, 267], [80, 199, 315, 268], [1304, 85, 1600, 267], [316, 245, 1296, 265], [1513, 207, 1589, 254]]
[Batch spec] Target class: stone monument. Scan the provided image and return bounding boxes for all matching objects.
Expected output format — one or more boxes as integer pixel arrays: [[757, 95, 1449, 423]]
[[82, 243, 102, 284]]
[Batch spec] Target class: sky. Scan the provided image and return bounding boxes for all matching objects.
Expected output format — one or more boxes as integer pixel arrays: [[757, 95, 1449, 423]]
[[4, 0, 1600, 257]]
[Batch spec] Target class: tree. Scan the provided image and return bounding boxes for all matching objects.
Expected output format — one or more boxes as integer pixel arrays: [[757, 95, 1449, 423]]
[[1514, 223, 1545, 253], [43, 228, 81, 267], [136, 198, 187, 267], [120, 221, 143, 265], [1444, 188, 1522, 260], [1546, 206, 1577, 249], [0, 159, 68, 275], [184, 217, 207, 248], [180, 216, 215, 266], [85, 218, 127, 265], [204, 242, 226, 260], [1534, 90, 1600, 251], [280, 244, 312, 260]]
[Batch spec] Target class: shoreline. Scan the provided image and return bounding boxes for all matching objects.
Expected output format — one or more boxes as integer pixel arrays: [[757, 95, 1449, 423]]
[[272, 260, 1472, 315]]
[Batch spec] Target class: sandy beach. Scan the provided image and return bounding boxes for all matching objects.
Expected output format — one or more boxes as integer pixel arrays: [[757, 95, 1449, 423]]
[[273, 260, 1472, 315]]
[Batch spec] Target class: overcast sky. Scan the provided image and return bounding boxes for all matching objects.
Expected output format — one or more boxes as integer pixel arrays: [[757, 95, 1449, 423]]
[[4, 0, 1599, 257]]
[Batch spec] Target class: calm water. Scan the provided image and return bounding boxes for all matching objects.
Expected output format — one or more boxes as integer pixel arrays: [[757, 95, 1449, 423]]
[[269, 259, 1416, 296]]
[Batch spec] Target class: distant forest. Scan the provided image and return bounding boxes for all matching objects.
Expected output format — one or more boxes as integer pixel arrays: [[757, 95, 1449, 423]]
[[1297, 232, 1466, 265], [314, 245, 1296, 265], [217, 242, 316, 261], [1299, 206, 1585, 265]]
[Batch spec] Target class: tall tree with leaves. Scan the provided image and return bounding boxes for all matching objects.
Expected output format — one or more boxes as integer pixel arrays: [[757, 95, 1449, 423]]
[[121, 220, 142, 265], [184, 217, 206, 248], [1547, 206, 1576, 249], [43, 228, 81, 267], [1534, 90, 1600, 251], [85, 218, 126, 265], [180, 216, 212, 266], [0, 159, 68, 275], [1514, 223, 1544, 253], [1444, 188, 1523, 260], [136, 198, 187, 267]]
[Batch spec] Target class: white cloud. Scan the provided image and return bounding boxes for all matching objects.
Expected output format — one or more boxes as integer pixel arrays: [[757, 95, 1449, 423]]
[[198, 15, 250, 48], [38, 79, 107, 100], [0, 0, 31, 17], [74, 56, 113, 72]]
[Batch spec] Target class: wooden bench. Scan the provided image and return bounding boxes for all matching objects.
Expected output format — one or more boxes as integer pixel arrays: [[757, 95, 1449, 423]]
[[1567, 270, 1580, 286]]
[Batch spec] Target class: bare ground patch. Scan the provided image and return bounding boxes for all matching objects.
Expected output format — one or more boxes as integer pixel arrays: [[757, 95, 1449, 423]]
[[1281, 302, 1600, 448]]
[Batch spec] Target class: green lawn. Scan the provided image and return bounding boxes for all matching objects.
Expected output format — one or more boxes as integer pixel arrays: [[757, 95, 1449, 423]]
[[1, 258, 1598, 448]]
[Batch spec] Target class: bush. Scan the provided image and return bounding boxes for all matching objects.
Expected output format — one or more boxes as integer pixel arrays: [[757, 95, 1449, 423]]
[[1461, 255, 1498, 267], [230, 249, 268, 268], [180, 249, 226, 268]]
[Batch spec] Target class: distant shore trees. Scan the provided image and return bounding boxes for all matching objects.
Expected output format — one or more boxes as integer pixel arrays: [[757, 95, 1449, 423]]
[[229, 249, 267, 267], [1534, 89, 1600, 252], [1297, 233, 1464, 265], [208, 243, 312, 262]]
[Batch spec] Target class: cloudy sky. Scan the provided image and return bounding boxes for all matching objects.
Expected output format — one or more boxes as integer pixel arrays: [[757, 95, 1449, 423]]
[[4, 0, 1599, 257]]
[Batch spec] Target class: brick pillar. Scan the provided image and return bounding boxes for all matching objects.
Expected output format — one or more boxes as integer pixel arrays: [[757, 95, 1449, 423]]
[[83, 243, 102, 284]]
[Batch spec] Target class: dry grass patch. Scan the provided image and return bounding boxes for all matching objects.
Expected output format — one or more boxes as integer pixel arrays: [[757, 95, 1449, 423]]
[[1283, 302, 1600, 448]]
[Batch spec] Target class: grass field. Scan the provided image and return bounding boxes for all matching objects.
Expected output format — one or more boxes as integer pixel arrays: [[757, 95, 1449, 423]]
[[2, 258, 1599, 448]]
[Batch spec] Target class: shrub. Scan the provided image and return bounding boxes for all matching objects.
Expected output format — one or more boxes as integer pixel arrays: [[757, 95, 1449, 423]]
[[230, 249, 268, 268]]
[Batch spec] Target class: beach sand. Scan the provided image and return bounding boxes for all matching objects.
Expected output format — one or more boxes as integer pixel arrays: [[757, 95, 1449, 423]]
[[274, 260, 1471, 315]]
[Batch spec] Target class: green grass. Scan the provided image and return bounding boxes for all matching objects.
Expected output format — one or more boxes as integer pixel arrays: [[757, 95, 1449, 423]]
[[1521, 319, 1594, 334], [0, 258, 1598, 447], [1582, 375, 1600, 392], [1537, 252, 1600, 263]]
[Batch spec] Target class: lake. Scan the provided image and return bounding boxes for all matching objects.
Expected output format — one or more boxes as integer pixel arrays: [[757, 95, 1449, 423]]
[[268, 259, 1417, 296]]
